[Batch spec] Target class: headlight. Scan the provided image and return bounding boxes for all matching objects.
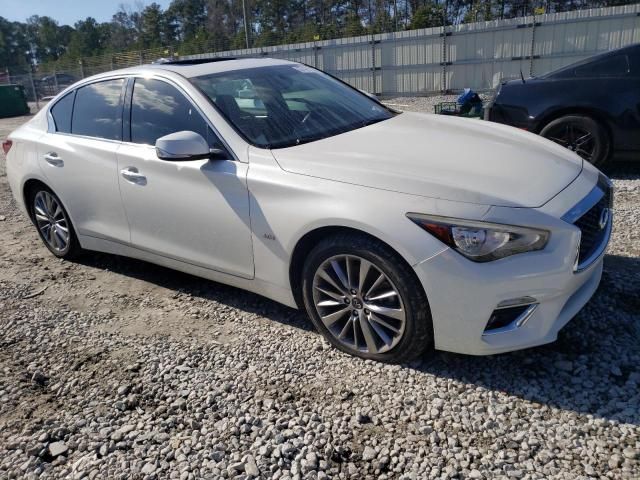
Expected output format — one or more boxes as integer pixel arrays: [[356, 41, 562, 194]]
[[407, 213, 549, 262]]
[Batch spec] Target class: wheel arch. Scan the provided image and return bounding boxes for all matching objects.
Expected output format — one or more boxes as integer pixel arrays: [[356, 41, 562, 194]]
[[288, 225, 426, 310], [23, 178, 52, 220], [534, 106, 614, 143], [22, 178, 78, 232]]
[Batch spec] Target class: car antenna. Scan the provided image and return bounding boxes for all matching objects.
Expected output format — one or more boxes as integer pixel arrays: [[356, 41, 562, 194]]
[[520, 68, 526, 84]]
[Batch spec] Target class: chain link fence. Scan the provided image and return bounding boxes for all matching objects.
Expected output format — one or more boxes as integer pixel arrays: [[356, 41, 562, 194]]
[[2, 45, 177, 109]]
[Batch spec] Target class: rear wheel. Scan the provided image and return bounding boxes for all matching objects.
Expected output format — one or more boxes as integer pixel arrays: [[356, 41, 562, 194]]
[[28, 186, 81, 259], [302, 233, 433, 363], [540, 115, 610, 166]]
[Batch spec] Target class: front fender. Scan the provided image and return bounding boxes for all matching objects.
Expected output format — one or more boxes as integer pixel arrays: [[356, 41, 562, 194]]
[[246, 148, 490, 294]]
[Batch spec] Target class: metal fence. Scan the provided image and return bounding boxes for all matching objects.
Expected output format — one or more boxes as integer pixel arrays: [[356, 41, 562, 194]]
[[1, 47, 176, 108], [204, 3, 640, 96], [3, 3, 640, 106]]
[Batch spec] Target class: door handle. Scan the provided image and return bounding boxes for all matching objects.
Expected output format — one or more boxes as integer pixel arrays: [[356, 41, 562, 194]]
[[44, 152, 64, 167], [120, 167, 147, 185]]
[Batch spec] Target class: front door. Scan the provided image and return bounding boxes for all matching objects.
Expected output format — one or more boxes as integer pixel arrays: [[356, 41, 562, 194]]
[[116, 77, 254, 279]]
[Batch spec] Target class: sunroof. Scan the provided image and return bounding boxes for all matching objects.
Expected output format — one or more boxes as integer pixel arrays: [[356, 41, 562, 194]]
[[154, 57, 237, 65]]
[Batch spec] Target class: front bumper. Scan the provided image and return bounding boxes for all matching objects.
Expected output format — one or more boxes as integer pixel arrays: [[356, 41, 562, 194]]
[[485, 103, 535, 131], [415, 248, 603, 355], [413, 166, 609, 355]]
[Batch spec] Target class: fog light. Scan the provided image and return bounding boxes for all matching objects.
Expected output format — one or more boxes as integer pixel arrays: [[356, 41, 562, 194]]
[[496, 296, 537, 309], [483, 300, 538, 336]]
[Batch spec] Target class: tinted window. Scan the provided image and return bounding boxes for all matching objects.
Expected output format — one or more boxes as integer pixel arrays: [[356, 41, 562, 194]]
[[575, 55, 629, 77], [131, 78, 219, 147], [71, 79, 124, 140], [51, 91, 75, 133]]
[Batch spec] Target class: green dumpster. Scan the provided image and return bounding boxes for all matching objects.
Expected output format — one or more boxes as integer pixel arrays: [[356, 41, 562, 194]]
[[0, 84, 30, 118]]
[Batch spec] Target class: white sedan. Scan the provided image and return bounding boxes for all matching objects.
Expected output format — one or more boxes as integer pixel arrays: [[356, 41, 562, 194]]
[[3, 58, 612, 362]]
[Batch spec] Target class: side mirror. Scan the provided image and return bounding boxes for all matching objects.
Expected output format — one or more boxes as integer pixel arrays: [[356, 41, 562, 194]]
[[156, 131, 216, 161], [209, 148, 229, 160]]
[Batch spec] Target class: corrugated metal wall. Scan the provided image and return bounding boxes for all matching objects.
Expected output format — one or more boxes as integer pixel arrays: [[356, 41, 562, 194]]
[[184, 4, 640, 96], [531, 6, 640, 77]]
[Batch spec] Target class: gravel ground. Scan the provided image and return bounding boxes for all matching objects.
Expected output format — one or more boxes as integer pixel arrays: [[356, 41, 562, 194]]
[[381, 94, 490, 114], [0, 103, 638, 480]]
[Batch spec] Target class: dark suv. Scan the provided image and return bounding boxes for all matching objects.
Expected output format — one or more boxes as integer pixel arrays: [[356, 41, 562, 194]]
[[486, 44, 640, 166]]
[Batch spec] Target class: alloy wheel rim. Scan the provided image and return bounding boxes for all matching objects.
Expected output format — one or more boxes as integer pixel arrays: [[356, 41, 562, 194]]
[[546, 123, 596, 162], [33, 191, 70, 253], [312, 254, 406, 354]]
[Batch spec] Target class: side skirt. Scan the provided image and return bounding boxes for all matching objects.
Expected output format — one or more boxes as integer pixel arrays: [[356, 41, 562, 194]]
[[78, 234, 298, 309]]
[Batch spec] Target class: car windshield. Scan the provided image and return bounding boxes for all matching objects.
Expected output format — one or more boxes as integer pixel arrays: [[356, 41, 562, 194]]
[[190, 64, 395, 149]]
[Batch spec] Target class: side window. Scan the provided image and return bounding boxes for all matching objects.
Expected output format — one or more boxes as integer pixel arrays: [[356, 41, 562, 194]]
[[71, 79, 125, 140], [131, 78, 221, 148], [574, 55, 629, 78], [50, 91, 75, 133]]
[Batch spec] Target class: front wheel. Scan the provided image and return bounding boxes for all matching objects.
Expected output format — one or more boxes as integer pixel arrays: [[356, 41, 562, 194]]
[[540, 115, 610, 166], [301, 233, 433, 363]]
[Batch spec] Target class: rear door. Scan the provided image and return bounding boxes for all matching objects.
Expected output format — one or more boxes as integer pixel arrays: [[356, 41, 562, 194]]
[[39, 78, 130, 243], [116, 76, 254, 278]]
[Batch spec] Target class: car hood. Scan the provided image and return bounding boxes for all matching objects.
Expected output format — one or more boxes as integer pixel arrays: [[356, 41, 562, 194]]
[[270, 112, 583, 208]]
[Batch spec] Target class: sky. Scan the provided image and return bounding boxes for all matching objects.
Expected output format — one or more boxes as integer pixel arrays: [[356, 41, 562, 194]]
[[1, 0, 173, 26]]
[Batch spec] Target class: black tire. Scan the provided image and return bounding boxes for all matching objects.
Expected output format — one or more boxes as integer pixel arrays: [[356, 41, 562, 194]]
[[540, 115, 610, 167], [27, 185, 81, 260], [301, 232, 433, 363]]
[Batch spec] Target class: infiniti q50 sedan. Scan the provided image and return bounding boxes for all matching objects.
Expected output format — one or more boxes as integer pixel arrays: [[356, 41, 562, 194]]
[[4, 58, 612, 362]]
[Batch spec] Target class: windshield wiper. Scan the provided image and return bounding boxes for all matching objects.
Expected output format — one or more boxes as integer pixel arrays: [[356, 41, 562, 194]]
[[361, 117, 387, 127], [271, 116, 391, 149], [267, 134, 327, 148], [294, 134, 328, 146], [293, 118, 388, 145]]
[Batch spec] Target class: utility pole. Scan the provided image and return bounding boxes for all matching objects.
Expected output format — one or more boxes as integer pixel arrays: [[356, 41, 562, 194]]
[[29, 70, 39, 110], [242, 0, 250, 49], [394, 0, 398, 31]]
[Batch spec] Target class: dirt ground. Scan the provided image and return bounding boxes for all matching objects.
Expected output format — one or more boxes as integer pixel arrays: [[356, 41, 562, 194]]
[[0, 107, 243, 344]]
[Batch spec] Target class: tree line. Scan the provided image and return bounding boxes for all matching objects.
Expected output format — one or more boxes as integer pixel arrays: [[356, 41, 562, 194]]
[[0, 0, 634, 70]]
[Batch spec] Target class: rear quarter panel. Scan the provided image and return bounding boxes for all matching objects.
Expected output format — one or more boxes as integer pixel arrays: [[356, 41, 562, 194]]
[[6, 110, 49, 216]]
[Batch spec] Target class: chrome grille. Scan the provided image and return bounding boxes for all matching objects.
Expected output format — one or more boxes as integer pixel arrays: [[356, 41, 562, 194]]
[[565, 175, 613, 271]]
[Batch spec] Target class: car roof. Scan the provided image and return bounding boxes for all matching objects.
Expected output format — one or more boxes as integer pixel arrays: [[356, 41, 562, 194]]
[[583, 42, 640, 61], [120, 57, 297, 79], [612, 43, 640, 55], [543, 42, 639, 78], [47, 58, 302, 105]]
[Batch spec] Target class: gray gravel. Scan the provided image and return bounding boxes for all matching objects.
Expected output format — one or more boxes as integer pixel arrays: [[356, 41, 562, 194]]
[[382, 94, 490, 114], [0, 108, 639, 479]]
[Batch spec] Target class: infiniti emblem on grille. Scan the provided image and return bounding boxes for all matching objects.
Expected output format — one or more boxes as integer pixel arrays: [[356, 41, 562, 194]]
[[598, 208, 610, 230]]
